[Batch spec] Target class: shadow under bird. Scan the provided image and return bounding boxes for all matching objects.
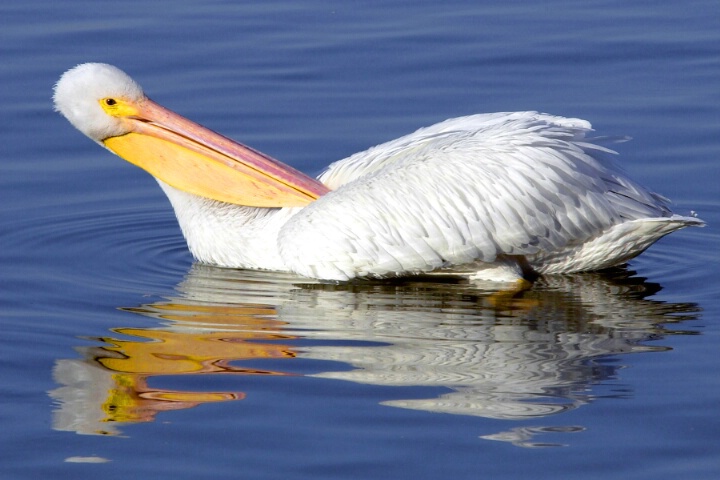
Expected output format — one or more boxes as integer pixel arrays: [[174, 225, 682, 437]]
[[53, 63, 704, 283]]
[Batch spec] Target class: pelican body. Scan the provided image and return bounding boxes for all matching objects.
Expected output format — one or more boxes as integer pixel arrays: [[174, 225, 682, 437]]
[[54, 63, 704, 282]]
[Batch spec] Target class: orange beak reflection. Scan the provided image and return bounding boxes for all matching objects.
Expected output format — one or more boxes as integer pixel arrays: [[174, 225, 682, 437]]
[[103, 98, 330, 207], [49, 302, 297, 433]]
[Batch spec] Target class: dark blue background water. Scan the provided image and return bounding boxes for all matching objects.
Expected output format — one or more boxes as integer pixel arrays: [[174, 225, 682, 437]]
[[1, 1, 719, 478]]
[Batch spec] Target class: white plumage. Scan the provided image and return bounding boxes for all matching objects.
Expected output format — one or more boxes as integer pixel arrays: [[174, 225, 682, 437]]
[[54, 63, 704, 282]]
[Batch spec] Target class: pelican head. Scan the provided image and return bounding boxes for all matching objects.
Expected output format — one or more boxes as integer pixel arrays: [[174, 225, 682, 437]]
[[54, 63, 328, 207], [54, 63, 145, 142]]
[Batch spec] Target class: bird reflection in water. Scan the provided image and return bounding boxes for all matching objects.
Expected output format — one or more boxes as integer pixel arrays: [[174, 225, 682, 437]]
[[49, 265, 700, 443], [49, 303, 296, 436]]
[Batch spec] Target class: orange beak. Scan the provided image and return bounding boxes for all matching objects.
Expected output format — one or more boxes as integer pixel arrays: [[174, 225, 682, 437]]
[[102, 97, 330, 207]]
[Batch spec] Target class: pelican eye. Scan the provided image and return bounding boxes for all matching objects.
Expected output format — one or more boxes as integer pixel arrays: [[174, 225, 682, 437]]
[[99, 97, 138, 117]]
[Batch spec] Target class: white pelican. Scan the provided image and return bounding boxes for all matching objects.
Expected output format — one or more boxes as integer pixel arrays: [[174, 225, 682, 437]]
[[54, 63, 704, 282]]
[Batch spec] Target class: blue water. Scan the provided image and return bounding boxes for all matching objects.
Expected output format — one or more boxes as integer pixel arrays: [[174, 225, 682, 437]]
[[1, 1, 719, 478]]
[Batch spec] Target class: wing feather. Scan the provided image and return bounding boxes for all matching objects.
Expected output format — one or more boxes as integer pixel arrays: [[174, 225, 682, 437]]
[[279, 112, 675, 280]]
